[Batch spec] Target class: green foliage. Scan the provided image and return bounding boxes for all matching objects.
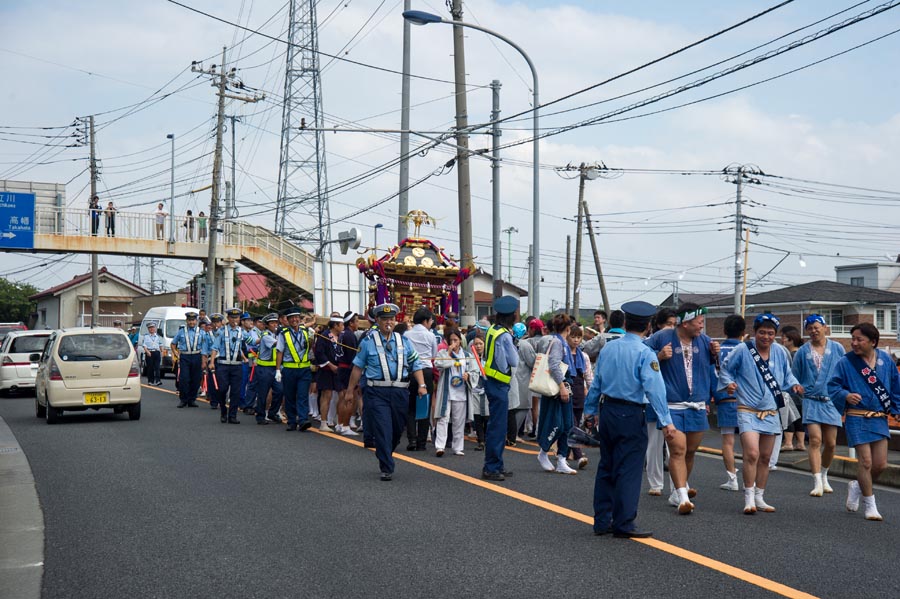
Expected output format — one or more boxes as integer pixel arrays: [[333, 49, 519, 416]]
[[0, 278, 39, 323]]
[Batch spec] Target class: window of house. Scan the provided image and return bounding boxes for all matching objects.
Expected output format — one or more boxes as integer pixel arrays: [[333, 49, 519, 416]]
[[876, 309, 885, 330], [890, 308, 897, 332], [850, 277, 864, 287], [813, 309, 844, 330]]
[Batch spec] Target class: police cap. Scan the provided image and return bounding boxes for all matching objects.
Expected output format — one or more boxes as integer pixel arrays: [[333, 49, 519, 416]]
[[210, 313, 224, 322], [185, 311, 198, 320], [263, 313, 279, 323], [492, 295, 519, 316], [374, 303, 401, 319], [240, 312, 252, 320], [283, 306, 303, 318], [621, 301, 656, 329]]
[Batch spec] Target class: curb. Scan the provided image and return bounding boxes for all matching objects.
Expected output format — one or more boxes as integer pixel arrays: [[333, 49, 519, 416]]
[[0, 415, 43, 599], [698, 446, 900, 488]]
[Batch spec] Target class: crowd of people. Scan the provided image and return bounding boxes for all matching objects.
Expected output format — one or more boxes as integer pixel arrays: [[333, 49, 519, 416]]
[[86, 196, 207, 241], [151, 298, 900, 535]]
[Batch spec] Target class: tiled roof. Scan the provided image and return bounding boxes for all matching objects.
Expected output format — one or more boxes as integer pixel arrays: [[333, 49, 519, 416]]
[[236, 273, 270, 303], [29, 267, 150, 300], [660, 280, 900, 309]]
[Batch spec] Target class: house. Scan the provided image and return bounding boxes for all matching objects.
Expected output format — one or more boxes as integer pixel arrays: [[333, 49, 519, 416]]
[[835, 259, 900, 292], [30, 267, 151, 329], [660, 280, 900, 350], [471, 268, 529, 320]]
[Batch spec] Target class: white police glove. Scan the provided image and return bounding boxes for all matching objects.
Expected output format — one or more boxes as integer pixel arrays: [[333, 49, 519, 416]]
[[275, 369, 282, 383]]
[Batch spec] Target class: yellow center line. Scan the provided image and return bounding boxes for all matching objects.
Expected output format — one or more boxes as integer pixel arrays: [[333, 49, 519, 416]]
[[315, 429, 818, 599]]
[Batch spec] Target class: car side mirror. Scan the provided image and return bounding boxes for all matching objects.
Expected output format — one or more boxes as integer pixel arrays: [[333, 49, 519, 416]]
[[29, 353, 42, 362]]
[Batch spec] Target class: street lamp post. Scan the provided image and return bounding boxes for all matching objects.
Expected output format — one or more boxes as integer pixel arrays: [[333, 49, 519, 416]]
[[403, 9, 541, 316], [166, 133, 175, 243], [373, 223, 384, 255]]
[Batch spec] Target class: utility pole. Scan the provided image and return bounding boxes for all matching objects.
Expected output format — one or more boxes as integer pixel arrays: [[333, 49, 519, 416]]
[[192, 48, 262, 315], [572, 163, 586, 318], [133, 257, 141, 286], [451, 0, 475, 326], [397, 0, 412, 242], [89, 115, 99, 326], [527, 244, 533, 316], [733, 170, 743, 314], [227, 115, 240, 221], [582, 200, 610, 313], [490, 79, 502, 298], [150, 259, 157, 295], [502, 226, 517, 281], [565, 235, 571, 312]]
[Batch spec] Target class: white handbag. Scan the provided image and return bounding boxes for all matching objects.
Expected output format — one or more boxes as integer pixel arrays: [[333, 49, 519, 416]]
[[528, 338, 568, 397]]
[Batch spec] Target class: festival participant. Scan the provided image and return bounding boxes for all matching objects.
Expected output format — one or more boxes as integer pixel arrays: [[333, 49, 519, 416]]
[[719, 313, 803, 515], [566, 325, 592, 469], [644, 303, 720, 514], [523, 319, 545, 438], [170, 311, 209, 408], [210, 308, 249, 424], [792, 314, 845, 496], [315, 314, 345, 432], [346, 303, 427, 481], [779, 325, 805, 452], [433, 328, 479, 456], [481, 296, 519, 481], [239, 312, 260, 415], [535, 314, 578, 475], [507, 322, 529, 446], [403, 307, 438, 450], [254, 314, 284, 425], [275, 307, 313, 432], [646, 308, 677, 496], [584, 301, 674, 538], [828, 323, 900, 520], [468, 335, 488, 451], [336, 311, 360, 435], [714, 315, 746, 491]]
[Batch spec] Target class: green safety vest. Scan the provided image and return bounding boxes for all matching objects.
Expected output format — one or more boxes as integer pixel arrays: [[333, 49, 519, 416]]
[[483, 325, 511, 384]]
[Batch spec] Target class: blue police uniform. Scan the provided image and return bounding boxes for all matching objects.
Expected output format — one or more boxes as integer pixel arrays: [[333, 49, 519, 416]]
[[584, 301, 671, 537], [212, 313, 246, 422], [254, 316, 284, 424], [170, 314, 210, 407], [481, 296, 520, 480], [142, 328, 163, 385], [276, 310, 313, 430], [353, 304, 425, 478], [240, 320, 261, 411]]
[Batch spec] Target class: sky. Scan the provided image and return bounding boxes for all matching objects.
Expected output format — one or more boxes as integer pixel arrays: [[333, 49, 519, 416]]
[[2, 0, 899, 313]]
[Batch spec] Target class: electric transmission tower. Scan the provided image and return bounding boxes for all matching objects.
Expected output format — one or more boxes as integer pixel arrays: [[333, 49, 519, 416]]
[[276, 0, 332, 268]]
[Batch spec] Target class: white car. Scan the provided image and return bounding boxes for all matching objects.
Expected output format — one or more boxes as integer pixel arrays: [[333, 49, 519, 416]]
[[0, 330, 51, 395], [34, 327, 142, 424]]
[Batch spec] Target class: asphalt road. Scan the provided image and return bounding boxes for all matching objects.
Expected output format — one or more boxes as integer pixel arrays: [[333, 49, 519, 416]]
[[2, 384, 900, 599]]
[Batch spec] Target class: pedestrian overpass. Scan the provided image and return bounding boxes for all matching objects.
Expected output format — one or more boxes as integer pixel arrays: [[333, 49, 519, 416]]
[[29, 207, 314, 297]]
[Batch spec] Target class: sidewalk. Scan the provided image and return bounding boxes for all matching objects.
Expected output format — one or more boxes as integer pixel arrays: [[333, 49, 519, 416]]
[[0, 415, 43, 599], [697, 429, 900, 488]]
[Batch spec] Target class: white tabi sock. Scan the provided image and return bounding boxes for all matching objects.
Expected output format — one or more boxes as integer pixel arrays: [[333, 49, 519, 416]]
[[862, 495, 883, 521], [822, 467, 833, 493], [743, 487, 756, 514], [810, 472, 824, 497]]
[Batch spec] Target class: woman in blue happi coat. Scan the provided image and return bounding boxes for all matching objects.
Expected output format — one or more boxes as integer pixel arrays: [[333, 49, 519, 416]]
[[827, 323, 900, 521], [644, 303, 719, 515], [535, 314, 579, 475], [791, 314, 845, 497], [719, 313, 803, 515]]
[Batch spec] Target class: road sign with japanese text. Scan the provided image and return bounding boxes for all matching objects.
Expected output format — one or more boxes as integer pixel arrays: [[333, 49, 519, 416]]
[[0, 192, 35, 249]]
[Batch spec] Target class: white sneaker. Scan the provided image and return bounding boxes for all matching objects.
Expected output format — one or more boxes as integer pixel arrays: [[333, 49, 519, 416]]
[[341, 426, 359, 437], [453, 450, 465, 456], [537, 450, 554, 472], [846, 480, 861, 512], [743, 487, 757, 515], [719, 471, 739, 492], [822, 468, 834, 494], [862, 495, 883, 521], [577, 457, 589, 470], [754, 488, 775, 513], [555, 456, 577, 475], [769, 465, 778, 471], [810, 472, 824, 497]]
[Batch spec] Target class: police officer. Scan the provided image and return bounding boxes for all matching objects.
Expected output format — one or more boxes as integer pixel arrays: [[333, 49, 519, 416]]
[[210, 307, 247, 424], [239, 312, 261, 415], [347, 303, 427, 481], [207, 313, 224, 409], [583, 301, 675, 538], [170, 311, 210, 408], [481, 296, 520, 482], [142, 322, 163, 386], [254, 313, 284, 424], [276, 306, 314, 431]]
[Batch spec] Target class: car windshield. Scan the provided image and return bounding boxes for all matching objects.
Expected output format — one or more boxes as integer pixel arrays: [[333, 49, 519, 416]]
[[58, 334, 132, 362], [165, 320, 185, 338], [9, 335, 49, 354]]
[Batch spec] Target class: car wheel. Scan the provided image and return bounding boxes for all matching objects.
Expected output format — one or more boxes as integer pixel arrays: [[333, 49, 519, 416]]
[[35, 396, 46, 418], [45, 400, 61, 425], [113, 405, 125, 415], [127, 402, 141, 421]]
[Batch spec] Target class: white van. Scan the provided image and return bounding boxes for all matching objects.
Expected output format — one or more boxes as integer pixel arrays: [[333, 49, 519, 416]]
[[137, 306, 200, 378]]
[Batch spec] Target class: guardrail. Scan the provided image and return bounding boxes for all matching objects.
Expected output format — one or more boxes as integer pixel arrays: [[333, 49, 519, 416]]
[[33, 206, 314, 273]]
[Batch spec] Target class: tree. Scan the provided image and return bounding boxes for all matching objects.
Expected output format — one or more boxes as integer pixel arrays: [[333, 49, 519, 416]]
[[0, 278, 39, 323]]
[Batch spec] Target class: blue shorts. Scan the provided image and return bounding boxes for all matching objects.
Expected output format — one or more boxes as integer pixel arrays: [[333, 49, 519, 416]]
[[844, 414, 890, 447], [716, 400, 738, 429], [737, 410, 780, 435], [802, 397, 842, 427], [669, 407, 708, 433]]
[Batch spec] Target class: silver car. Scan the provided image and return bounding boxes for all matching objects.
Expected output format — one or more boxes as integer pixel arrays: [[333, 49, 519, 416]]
[[34, 328, 142, 424], [0, 330, 51, 395]]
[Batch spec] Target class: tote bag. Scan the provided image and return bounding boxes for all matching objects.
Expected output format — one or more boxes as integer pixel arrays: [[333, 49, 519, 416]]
[[528, 338, 568, 397]]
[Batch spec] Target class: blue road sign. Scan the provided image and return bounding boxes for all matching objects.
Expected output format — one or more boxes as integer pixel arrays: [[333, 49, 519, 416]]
[[0, 192, 35, 250]]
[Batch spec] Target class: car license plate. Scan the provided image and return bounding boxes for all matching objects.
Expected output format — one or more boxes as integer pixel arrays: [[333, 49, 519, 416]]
[[84, 392, 109, 405]]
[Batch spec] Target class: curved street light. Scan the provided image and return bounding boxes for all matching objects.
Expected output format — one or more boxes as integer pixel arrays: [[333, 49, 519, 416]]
[[402, 9, 541, 316]]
